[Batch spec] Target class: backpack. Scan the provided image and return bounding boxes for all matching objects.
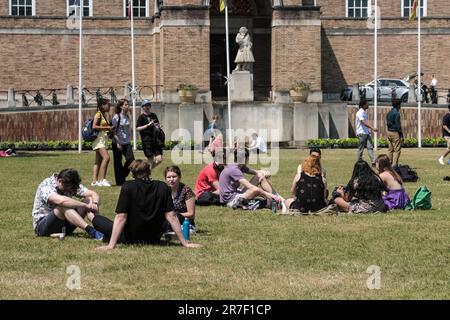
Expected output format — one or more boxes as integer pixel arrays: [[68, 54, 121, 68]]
[[81, 118, 99, 142], [155, 126, 165, 149], [405, 186, 432, 211], [394, 165, 419, 182]]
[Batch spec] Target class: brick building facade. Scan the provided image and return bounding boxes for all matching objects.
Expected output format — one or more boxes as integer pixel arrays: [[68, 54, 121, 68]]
[[1, 0, 450, 102]]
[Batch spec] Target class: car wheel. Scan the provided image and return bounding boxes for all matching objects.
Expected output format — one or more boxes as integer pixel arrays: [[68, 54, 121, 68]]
[[401, 93, 408, 102]]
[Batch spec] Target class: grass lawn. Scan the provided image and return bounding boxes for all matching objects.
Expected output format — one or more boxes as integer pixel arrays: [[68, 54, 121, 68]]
[[0, 148, 448, 299]]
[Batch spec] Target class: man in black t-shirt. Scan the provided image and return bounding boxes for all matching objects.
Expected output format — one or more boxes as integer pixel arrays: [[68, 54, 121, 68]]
[[438, 105, 450, 165], [136, 100, 163, 169], [95, 160, 202, 250]]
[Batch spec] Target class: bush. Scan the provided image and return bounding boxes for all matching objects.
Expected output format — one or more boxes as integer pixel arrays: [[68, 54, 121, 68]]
[[307, 137, 447, 149], [0, 140, 186, 151]]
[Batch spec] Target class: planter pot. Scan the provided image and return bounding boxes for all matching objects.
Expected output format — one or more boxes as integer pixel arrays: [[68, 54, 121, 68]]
[[178, 89, 197, 104], [290, 89, 309, 103]]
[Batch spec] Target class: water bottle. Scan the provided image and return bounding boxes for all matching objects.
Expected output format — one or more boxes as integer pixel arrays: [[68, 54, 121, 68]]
[[271, 200, 277, 214], [182, 218, 190, 241]]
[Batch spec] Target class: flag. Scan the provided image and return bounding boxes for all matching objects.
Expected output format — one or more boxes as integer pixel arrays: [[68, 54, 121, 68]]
[[128, 0, 132, 19], [409, 0, 418, 21], [220, 0, 225, 13]]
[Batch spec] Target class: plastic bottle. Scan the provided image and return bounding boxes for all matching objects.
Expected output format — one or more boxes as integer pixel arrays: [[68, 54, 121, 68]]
[[271, 200, 277, 214], [182, 218, 190, 241]]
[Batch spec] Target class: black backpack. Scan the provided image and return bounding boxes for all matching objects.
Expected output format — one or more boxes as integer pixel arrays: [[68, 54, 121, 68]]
[[394, 165, 419, 182], [155, 126, 165, 148]]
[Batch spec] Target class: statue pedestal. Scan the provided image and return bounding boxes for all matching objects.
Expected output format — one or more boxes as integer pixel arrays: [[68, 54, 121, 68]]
[[230, 71, 254, 102]]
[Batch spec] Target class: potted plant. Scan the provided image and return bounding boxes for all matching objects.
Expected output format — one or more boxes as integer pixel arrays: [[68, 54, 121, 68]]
[[178, 83, 198, 104], [290, 80, 310, 102]]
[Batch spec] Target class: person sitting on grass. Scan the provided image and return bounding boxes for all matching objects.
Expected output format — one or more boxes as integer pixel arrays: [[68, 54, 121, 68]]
[[219, 147, 283, 209], [285, 155, 328, 213], [95, 160, 202, 250], [195, 149, 226, 206], [375, 154, 410, 210], [333, 160, 387, 214], [297, 147, 326, 179], [163, 165, 196, 235], [32, 168, 104, 240]]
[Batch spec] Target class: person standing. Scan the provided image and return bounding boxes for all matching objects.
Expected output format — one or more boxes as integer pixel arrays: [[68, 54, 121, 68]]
[[137, 100, 163, 169], [247, 132, 267, 154], [91, 98, 113, 187], [386, 99, 403, 168], [355, 99, 378, 166], [438, 105, 450, 165], [430, 74, 438, 104], [111, 99, 135, 186]]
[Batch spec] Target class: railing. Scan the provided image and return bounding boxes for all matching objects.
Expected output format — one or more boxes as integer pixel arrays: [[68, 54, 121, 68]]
[[1, 84, 163, 108]]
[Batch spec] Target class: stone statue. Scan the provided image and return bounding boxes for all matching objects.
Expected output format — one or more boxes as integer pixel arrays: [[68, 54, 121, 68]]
[[234, 27, 255, 72]]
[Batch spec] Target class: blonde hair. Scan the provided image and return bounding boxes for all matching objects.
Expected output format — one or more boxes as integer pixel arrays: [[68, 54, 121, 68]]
[[301, 155, 321, 176]]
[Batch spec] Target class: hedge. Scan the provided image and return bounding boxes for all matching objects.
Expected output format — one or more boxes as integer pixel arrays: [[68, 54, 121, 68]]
[[306, 137, 447, 149], [0, 140, 197, 151]]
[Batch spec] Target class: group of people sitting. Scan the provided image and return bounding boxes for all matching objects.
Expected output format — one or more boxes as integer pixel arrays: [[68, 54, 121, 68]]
[[194, 147, 411, 215], [32, 145, 410, 250]]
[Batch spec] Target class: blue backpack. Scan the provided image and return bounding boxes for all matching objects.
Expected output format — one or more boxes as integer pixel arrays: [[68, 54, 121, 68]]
[[81, 118, 99, 142]]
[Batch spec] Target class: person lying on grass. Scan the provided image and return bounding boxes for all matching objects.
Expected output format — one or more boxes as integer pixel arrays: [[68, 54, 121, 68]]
[[95, 159, 202, 250]]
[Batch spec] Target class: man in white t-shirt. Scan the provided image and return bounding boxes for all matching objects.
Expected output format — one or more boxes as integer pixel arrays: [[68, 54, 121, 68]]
[[248, 133, 267, 154], [430, 74, 438, 104], [355, 99, 378, 166]]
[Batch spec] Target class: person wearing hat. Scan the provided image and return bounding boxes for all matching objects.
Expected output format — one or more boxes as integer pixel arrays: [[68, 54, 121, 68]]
[[137, 100, 163, 168]]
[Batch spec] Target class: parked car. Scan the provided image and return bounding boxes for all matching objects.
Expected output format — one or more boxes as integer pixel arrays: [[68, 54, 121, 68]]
[[341, 77, 423, 102]]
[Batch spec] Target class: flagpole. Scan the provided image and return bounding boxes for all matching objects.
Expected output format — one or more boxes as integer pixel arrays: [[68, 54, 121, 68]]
[[78, 1, 83, 154], [374, 1, 378, 150], [130, 0, 137, 151], [225, 1, 232, 148], [417, 3, 422, 148]]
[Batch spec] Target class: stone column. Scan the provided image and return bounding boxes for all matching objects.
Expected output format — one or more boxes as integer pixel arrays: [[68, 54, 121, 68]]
[[7, 88, 16, 108], [159, 2, 211, 104], [271, 6, 322, 103], [66, 84, 74, 105]]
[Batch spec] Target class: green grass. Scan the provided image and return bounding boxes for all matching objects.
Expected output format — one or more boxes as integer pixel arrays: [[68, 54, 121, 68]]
[[0, 149, 449, 299]]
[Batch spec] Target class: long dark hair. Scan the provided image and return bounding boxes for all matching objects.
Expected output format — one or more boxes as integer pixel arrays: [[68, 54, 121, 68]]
[[376, 154, 403, 184], [97, 98, 110, 117], [347, 160, 385, 200], [115, 99, 129, 114]]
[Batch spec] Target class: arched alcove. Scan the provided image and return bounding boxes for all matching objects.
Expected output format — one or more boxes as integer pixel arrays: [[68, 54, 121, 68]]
[[210, 0, 273, 100]]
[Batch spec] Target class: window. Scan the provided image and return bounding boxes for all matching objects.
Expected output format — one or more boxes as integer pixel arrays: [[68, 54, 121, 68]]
[[346, 0, 371, 18], [402, 0, 427, 18], [9, 0, 35, 16], [124, 0, 149, 18], [67, 0, 92, 17]]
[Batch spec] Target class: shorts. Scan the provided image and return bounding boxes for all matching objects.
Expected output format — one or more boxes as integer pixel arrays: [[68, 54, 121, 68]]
[[226, 193, 246, 209], [143, 142, 163, 158], [196, 191, 221, 206], [35, 211, 77, 236], [445, 136, 450, 149]]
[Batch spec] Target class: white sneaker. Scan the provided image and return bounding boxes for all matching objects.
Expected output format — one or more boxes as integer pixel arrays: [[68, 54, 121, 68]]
[[100, 179, 111, 187], [438, 157, 445, 165], [91, 181, 100, 187]]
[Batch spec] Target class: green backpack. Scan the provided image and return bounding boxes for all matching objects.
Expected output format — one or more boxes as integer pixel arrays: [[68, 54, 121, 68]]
[[405, 186, 432, 211]]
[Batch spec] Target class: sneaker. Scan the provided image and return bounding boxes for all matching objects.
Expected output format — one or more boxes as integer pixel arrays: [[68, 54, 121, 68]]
[[88, 229, 104, 241], [99, 179, 111, 187], [91, 181, 100, 187], [438, 157, 445, 165], [189, 224, 197, 235]]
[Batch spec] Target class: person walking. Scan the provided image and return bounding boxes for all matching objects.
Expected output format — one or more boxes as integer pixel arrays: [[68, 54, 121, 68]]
[[438, 104, 450, 165], [386, 99, 403, 168], [430, 74, 438, 104], [355, 99, 378, 166], [111, 99, 135, 186], [91, 98, 113, 187], [137, 100, 163, 169]]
